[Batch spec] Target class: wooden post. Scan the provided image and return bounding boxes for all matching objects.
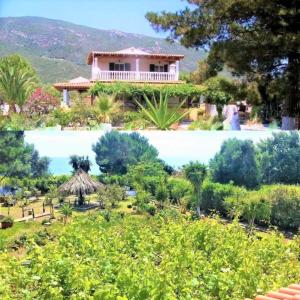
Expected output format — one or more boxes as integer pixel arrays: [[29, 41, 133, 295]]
[[43, 202, 45, 213]]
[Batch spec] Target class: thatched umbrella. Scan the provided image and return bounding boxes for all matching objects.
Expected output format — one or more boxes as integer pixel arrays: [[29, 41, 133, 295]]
[[58, 169, 102, 206]]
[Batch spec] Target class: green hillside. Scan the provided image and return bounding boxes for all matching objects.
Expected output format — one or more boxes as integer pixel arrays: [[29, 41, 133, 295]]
[[0, 17, 205, 83]]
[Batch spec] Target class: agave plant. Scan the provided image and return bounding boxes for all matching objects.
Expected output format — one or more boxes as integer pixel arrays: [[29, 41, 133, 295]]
[[93, 93, 121, 123], [135, 92, 188, 130]]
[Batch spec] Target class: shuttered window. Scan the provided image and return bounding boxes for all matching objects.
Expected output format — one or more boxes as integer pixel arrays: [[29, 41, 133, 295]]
[[150, 64, 169, 72], [109, 63, 131, 71]]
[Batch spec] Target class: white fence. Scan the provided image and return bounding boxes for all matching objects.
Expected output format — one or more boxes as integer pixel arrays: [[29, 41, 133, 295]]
[[94, 71, 178, 82]]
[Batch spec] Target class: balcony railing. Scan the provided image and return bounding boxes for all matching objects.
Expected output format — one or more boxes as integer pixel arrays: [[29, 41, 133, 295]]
[[93, 71, 178, 82]]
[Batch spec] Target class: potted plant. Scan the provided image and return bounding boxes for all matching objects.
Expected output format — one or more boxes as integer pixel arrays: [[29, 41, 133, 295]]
[[1, 216, 14, 229]]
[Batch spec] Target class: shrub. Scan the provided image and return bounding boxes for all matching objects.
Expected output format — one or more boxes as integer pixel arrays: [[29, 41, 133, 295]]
[[52, 108, 73, 127], [167, 177, 192, 204], [146, 203, 156, 216], [189, 116, 223, 130], [267, 185, 300, 230], [225, 185, 300, 230], [24, 88, 60, 115], [1, 216, 14, 229], [225, 191, 271, 230], [201, 180, 247, 215], [127, 162, 167, 195]]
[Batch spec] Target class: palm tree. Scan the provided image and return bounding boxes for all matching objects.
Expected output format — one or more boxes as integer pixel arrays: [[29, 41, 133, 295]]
[[59, 203, 73, 225], [45, 186, 57, 218], [135, 92, 188, 130], [69, 155, 91, 173], [93, 94, 121, 123], [183, 162, 207, 216], [0, 55, 38, 113]]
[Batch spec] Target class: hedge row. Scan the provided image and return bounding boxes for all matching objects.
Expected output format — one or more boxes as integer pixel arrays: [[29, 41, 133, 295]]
[[201, 181, 300, 230], [89, 82, 206, 99]]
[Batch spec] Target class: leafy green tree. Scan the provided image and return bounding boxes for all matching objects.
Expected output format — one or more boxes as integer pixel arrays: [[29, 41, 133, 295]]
[[183, 161, 207, 215], [69, 155, 91, 173], [210, 139, 259, 188], [93, 131, 158, 175], [0, 54, 38, 112], [59, 203, 73, 225], [98, 184, 126, 209], [256, 132, 300, 184], [146, 1, 300, 129], [191, 59, 218, 84], [30, 150, 50, 178], [0, 132, 49, 183], [167, 177, 192, 205], [225, 192, 271, 233], [136, 92, 188, 130], [127, 162, 167, 195]]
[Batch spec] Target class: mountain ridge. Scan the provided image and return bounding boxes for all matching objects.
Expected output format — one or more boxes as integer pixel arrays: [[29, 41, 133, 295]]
[[0, 16, 205, 83]]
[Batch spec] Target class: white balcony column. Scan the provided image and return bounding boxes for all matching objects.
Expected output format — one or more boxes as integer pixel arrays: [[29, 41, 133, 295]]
[[92, 55, 96, 80], [136, 57, 140, 80], [63, 89, 70, 106], [175, 60, 180, 81]]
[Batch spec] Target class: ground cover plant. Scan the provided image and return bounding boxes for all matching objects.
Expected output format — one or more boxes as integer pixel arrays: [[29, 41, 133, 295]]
[[0, 213, 299, 299]]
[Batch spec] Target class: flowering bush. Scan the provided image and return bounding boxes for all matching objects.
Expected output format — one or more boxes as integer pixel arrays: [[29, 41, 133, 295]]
[[24, 88, 60, 115]]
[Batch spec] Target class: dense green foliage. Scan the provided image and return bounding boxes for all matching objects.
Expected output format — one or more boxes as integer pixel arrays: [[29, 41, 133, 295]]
[[167, 177, 192, 205], [201, 180, 246, 216], [0, 54, 38, 112], [69, 155, 91, 173], [257, 132, 300, 184], [90, 82, 206, 100], [210, 139, 260, 188], [201, 179, 300, 230], [146, 0, 300, 128], [93, 131, 159, 175], [0, 132, 49, 183], [127, 162, 167, 196], [0, 214, 299, 299]]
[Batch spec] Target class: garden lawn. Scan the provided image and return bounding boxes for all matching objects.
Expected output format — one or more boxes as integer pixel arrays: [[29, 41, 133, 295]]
[[0, 213, 299, 299], [0, 221, 43, 251]]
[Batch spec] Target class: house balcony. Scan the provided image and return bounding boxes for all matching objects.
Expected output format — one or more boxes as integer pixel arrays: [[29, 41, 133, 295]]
[[92, 71, 179, 82]]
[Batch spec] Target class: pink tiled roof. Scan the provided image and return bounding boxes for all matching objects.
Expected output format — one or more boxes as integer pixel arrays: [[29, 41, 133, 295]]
[[253, 284, 300, 300]]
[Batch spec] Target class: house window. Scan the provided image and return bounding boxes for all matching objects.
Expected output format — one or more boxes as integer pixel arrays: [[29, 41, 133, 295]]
[[109, 63, 131, 71], [150, 64, 169, 72]]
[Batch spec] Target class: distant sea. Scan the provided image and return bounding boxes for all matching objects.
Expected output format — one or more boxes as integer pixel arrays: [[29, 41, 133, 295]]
[[25, 130, 276, 175]]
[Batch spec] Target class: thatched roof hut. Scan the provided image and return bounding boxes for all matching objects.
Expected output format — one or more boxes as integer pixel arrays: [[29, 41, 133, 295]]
[[59, 169, 102, 205]]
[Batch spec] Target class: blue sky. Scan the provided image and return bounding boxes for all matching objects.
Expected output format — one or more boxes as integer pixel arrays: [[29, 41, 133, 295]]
[[0, 0, 187, 37]]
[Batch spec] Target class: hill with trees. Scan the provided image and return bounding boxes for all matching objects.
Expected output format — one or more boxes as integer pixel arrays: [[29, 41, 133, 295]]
[[0, 16, 205, 83]]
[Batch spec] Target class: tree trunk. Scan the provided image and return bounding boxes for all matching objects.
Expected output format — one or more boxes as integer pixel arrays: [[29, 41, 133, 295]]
[[281, 53, 300, 130]]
